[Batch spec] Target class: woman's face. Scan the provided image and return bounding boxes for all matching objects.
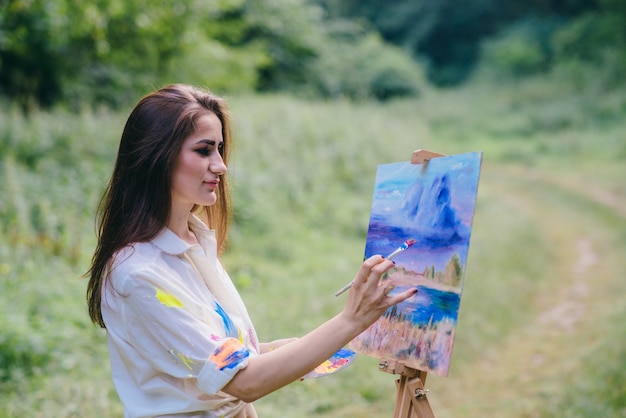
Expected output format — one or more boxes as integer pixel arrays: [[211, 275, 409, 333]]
[[171, 112, 227, 211]]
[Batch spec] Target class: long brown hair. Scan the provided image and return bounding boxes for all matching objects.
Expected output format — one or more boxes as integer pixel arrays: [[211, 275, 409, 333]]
[[86, 84, 234, 328]]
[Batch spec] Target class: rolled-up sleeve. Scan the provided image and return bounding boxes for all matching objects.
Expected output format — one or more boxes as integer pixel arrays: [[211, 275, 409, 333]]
[[197, 338, 250, 394], [114, 268, 251, 394]]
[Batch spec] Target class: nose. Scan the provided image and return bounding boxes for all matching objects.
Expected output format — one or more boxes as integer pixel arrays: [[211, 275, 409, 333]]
[[209, 155, 227, 176]]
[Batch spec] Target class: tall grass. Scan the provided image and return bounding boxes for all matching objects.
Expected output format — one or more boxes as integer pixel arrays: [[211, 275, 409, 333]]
[[0, 77, 624, 417]]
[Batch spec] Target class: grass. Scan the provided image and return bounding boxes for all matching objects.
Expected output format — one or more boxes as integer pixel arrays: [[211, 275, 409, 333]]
[[0, 74, 625, 417]]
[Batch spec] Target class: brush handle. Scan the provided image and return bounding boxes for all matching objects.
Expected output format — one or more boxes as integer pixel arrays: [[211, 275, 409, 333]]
[[334, 244, 407, 297], [386, 248, 403, 260], [335, 240, 415, 296], [334, 280, 354, 297]]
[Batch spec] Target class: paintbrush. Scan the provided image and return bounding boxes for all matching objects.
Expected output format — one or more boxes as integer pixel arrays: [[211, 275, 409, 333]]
[[334, 238, 416, 297]]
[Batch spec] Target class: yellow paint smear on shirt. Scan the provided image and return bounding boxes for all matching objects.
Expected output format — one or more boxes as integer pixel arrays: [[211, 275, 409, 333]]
[[168, 349, 195, 371], [177, 352, 195, 371], [155, 288, 183, 308]]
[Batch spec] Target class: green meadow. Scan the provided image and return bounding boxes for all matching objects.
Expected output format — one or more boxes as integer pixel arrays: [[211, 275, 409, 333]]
[[1, 75, 625, 417]]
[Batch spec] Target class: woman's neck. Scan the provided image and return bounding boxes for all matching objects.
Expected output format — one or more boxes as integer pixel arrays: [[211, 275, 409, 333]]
[[167, 208, 199, 245]]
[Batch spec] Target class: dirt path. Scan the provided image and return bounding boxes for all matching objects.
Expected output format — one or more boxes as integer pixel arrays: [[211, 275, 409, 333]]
[[427, 163, 625, 417], [538, 237, 596, 332]]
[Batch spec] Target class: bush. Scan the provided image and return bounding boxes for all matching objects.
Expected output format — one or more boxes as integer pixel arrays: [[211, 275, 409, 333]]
[[0, 317, 50, 382], [311, 26, 426, 100], [478, 17, 557, 78], [551, 11, 626, 87], [476, 9, 626, 88]]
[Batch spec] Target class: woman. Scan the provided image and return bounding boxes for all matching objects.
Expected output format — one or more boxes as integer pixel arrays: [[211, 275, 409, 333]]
[[86, 84, 417, 418]]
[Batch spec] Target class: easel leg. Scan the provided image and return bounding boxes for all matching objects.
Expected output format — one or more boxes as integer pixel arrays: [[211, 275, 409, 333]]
[[393, 375, 412, 418], [392, 372, 435, 418], [406, 375, 435, 417]]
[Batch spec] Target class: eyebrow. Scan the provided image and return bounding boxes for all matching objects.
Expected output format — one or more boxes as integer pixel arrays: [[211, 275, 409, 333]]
[[194, 139, 222, 146]]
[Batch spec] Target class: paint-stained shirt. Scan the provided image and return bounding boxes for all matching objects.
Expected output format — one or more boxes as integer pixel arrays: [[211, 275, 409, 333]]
[[102, 215, 260, 418]]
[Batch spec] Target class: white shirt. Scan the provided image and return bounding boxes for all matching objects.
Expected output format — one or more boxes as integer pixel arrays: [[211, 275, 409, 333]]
[[102, 215, 260, 418]]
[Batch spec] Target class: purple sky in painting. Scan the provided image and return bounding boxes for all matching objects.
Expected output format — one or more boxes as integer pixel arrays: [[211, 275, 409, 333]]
[[364, 152, 482, 274]]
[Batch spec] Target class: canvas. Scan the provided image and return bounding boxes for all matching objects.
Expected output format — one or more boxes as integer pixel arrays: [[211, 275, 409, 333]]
[[350, 151, 482, 376]]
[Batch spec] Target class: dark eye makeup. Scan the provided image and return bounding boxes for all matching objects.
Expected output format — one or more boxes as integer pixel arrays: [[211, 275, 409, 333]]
[[193, 139, 224, 156]]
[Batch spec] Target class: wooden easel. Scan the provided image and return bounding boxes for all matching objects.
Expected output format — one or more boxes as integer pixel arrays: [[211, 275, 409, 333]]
[[411, 149, 445, 168], [378, 149, 445, 418], [379, 358, 434, 418]]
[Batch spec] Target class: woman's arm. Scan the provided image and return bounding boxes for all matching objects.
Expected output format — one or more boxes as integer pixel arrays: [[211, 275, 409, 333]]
[[258, 338, 298, 354], [222, 255, 417, 403]]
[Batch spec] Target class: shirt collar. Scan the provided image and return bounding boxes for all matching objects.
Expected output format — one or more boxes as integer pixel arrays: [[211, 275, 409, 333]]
[[151, 214, 216, 256]]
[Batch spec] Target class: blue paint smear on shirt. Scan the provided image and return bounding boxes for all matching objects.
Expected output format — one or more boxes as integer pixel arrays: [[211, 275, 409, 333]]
[[220, 346, 250, 371], [214, 301, 238, 338]]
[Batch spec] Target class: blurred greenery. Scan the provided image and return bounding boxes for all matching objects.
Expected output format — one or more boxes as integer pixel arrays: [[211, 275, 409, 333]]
[[316, 0, 623, 85], [1, 0, 624, 109], [1, 1, 626, 416], [1, 68, 625, 416]]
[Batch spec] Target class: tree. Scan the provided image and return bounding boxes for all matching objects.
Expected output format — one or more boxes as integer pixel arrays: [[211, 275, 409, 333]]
[[222, 0, 325, 92], [315, 0, 601, 85], [0, 0, 427, 108], [60, 0, 203, 107], [443, 254, 463, 288], [0, 0, 63, 112]]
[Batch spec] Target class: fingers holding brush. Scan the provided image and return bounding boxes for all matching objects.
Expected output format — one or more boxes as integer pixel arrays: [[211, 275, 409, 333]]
[[334, 239, 416, 297], [341, 255, 406, 330]]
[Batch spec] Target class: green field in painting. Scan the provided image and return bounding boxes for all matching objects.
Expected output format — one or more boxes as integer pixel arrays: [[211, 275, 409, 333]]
[[1, 76, 625, 417]]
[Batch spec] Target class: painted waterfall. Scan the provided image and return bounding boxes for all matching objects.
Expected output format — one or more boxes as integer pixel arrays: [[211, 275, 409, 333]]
[[350, 152, 482, 376]]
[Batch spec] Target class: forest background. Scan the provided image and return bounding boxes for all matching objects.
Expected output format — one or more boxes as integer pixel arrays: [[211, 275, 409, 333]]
[[1, 0, 625, 416]]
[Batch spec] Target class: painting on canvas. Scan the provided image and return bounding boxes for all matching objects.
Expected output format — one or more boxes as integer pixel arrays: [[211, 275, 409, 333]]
[[350, 151, 482, 376]]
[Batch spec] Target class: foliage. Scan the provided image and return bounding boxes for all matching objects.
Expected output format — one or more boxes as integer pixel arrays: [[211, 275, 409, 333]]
[[474, 1, 625, 90], [0, 0, 194, 109], [0, 0, 63, 111], [161, 31, 267, 95], [0, 66, 625, 416], [316, 0, 602, 85], [0, 310, 50, 382], [310, 23, 426, 100], [241, 0, 325, 92], [478, 17, 558, 78], [551, 4, 626, 87], [0, 0, 426, 109], [3, 0, 622, 110], [164, 0, 427, 100]]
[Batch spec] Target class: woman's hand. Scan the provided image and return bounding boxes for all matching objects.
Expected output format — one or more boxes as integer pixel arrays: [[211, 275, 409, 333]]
[[222, 256, 416, 402], [341, 255, 417, 332]]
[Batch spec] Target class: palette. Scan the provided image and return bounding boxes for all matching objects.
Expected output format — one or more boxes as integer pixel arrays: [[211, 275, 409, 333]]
[[303, 348, 356, 379]]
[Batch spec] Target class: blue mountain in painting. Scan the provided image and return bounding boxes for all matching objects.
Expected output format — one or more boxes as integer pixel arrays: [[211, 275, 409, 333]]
[[401, 174, 467, 245]]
